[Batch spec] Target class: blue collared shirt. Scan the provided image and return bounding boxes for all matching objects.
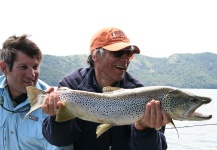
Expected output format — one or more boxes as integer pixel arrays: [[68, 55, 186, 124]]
[[0, 75, 73, 150]]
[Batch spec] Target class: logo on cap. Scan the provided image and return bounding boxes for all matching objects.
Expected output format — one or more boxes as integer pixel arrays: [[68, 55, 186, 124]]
[[111, 30, 125, 39]]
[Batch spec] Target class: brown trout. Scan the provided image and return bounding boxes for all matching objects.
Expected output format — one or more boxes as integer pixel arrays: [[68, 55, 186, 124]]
[[24, 86, 212, 137]]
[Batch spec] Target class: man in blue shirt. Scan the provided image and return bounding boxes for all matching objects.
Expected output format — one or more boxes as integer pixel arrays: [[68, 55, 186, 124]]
[[0, 34, 73, 150], [42, 27, 171, 150]]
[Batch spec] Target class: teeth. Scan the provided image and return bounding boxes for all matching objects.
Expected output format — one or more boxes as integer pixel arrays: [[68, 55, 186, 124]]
[[116, 65, 125, 70]]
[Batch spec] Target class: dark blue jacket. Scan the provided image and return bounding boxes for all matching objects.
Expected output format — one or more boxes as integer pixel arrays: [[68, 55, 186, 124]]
[[42, 67, 167, 150]]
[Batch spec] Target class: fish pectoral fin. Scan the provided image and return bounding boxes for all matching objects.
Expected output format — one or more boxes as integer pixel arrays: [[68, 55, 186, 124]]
[[170, 119, 179, 138], [96, 123, 113, 138], [102, 86, 123, 93], [23, 104, 42, 121], [55, 101, 76, 122]]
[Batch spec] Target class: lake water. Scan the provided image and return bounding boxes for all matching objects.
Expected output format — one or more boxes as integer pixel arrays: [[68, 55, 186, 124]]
[[165, 89, 217, 150]]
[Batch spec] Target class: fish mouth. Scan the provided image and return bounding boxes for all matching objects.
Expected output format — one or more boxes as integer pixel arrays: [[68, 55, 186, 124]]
[[193, 112, 212, 119], [186, 98, 212, 120]]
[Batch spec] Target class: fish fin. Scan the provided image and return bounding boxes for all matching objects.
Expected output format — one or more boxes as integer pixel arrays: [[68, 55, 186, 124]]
[[26, 86, 46, 107], [23, 86, 46, 120], [170, 119, 179, 138], [55, 101, 76, 122], [96, 123, 113, 138], [102, 86, 123, 93]]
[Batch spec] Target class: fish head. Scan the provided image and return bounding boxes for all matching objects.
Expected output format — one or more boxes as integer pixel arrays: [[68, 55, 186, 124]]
[[162, 89, 212, 121]]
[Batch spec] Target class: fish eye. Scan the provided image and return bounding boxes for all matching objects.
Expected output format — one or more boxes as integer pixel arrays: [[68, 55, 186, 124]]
[[189, 97, 197, 102]]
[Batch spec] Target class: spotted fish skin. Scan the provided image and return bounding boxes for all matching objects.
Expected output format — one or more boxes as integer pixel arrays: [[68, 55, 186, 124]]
[[25, 86, 212, 137]]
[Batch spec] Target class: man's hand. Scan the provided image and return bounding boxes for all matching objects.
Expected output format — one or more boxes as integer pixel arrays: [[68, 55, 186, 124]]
[[42, 87, 64, 116], [134, 100, 171, 130]]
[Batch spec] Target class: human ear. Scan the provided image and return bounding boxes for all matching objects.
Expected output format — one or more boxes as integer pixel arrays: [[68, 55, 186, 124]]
[[92, 53, 102, 62], [0, 61, 8, 74]]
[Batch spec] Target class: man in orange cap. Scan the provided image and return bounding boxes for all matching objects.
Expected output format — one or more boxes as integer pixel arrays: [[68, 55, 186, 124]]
[[42, 27, 170, 150]]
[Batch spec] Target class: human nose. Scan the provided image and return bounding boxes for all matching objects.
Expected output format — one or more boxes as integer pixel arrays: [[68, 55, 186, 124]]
[[120, 55, 131, 63], [26, 68, 36, 78]]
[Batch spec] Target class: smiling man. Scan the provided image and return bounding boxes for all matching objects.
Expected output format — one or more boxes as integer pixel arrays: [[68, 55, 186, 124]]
[[0, 35, 73, 150], [42, 27, 171, 150]]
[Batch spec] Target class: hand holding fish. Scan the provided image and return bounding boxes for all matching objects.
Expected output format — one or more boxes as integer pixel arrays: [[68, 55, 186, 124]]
[[134, 100, 171, 130], [42, 87, 63, 116], [42, 87, 171, 131], [38, 87, 172, 140]]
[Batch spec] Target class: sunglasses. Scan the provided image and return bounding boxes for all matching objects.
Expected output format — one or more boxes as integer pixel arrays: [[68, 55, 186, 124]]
[[112, 49, 135, 60]]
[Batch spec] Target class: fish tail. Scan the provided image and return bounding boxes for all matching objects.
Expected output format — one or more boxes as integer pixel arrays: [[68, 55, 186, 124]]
[[23, 86, 47, 121], [26, 86, 46, 107]]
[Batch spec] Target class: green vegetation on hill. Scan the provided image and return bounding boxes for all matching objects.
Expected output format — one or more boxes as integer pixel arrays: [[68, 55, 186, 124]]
[[128, 52, 217, 88], [0, 51, 217, 88], [40, 54, 88, 86]]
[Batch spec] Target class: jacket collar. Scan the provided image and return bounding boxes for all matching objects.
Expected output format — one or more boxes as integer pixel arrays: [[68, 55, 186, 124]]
[[77, 67, 137, 92]]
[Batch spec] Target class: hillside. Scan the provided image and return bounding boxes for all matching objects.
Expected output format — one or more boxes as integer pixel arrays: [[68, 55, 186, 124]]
[[128, 52, 217, 88], [0, 52, 217, 88]]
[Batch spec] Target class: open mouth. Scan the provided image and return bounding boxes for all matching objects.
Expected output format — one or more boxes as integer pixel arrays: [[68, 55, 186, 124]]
[[188, 98, 212, 120], [115, 65, 127, 70], [193, 111, 212, 119], [24, 80, 35, 86]]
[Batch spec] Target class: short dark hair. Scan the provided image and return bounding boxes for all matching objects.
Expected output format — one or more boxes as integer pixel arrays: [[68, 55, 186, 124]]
[[1, 34, 42, 71]]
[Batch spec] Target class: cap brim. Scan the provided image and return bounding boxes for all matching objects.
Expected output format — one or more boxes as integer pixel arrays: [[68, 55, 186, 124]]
[[103, 42, 140, 54]]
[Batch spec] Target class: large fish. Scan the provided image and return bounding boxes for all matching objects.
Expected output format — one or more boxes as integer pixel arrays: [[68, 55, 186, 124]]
[[25, 86, 212, 138]]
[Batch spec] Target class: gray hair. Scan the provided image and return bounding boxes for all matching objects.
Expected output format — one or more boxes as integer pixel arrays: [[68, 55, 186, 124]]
[[87, 48, 104, 67]]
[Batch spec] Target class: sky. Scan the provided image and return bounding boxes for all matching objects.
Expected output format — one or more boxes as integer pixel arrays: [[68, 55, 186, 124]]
[[0, 0, 217, 58]]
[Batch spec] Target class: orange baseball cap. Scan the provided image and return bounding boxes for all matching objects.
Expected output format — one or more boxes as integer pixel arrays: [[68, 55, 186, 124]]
[[89, 27, 140, 54]]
